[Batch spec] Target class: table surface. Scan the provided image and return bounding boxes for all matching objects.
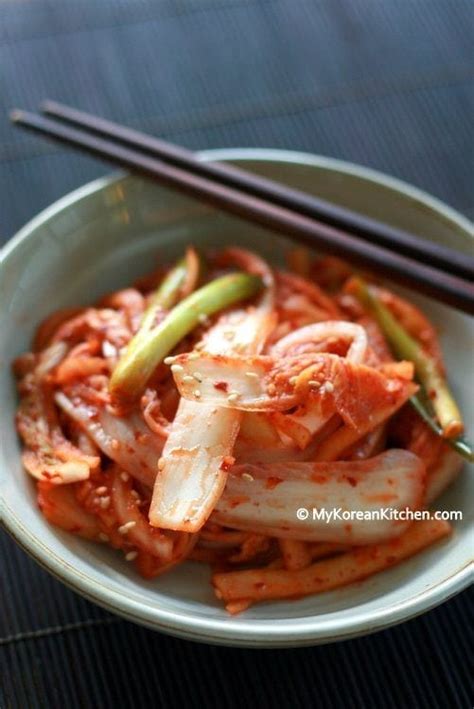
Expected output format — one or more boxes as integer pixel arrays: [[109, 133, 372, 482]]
[[1, 1, 473, 707]]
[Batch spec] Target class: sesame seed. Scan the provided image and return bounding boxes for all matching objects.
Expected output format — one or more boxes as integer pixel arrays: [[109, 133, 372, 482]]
[[193, 372, 203, 382], [194, 389, 202, 398], [131, 490, 140, 500], [125, 551, 138, 561], [99, 496, 110, 509], [98, 533, 109, 542], [158, 458, 165, 471], [182, 375, 195, 384], [102, 341, 117, 358], [96, 486, 107, 495], [111, 439, 119, 450], [164, 356, 176, 365], [325, 381, 334, 393], [120, 472, 129, 482], [189, 352, 199, 360], [198, 313, 210, 325], [242, 472, 254, 481], [245, 371, 259, 379], [289, 376, 297, 386], [171, 364, 184, 374], [308, 380, 320, 388], [267, 383, 276, 396], [118, 521, 137, 534], [227, 393, 239, 403]]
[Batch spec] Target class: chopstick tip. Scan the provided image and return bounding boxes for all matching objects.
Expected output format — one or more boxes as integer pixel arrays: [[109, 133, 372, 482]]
[[10, 109, 24, 123]]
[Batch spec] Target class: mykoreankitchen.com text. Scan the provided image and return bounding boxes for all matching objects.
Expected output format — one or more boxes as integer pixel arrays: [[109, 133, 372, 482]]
[[295, 508, 463, 523]]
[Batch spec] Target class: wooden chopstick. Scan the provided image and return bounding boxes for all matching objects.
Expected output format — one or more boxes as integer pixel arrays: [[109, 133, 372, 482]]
[[10, 109, 474, 315], [41, 100, 474, 282]]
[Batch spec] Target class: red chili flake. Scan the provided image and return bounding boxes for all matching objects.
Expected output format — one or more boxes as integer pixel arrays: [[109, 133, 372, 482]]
[[214, 381, 228, 392], [346, 476, 357, 487], [311, 474, 327, 484], [220, 455, 235, 472], [265, 477, 283, 490], [229, 495, 250, 509]]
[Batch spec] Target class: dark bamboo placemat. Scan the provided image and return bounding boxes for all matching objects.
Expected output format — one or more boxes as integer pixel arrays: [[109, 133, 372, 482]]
[[1, 1, 473, 706]]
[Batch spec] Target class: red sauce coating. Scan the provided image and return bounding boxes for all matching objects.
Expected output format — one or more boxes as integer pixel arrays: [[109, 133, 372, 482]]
[[265, 477, 283, 490], [228, 495, 250, 508], [220, 455, 236, 472]]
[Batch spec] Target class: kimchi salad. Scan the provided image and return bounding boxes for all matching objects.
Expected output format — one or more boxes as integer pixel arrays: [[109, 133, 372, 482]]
[[14, 246, 471, 614]]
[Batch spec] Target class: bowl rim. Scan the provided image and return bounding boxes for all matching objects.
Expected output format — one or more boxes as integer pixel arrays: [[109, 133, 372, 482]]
[[1, 148, 473, 647]]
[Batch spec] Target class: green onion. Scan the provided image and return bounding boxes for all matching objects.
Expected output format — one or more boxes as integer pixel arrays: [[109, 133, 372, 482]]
[[111, 251, 201, 399], [351, 276, 473, 460], [410, 390, 474, 462], [139, 247, 203, 333], [110, 272, 263, 406], [149, 257, 189, 309]]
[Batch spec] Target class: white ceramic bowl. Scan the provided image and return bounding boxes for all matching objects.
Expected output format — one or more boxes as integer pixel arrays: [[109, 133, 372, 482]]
[[1, 149, 473, 647]]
